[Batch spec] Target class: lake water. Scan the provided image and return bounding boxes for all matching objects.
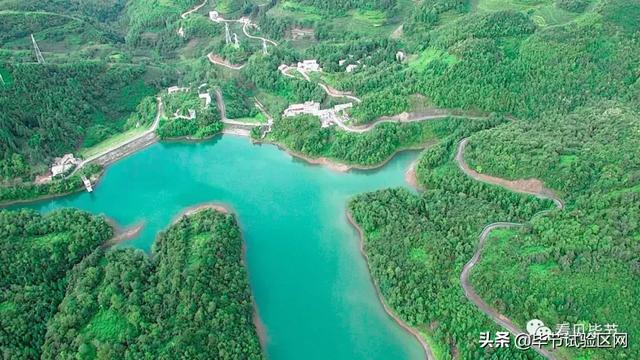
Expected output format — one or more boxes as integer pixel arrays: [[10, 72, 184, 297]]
[[16, 135, 424, 360]]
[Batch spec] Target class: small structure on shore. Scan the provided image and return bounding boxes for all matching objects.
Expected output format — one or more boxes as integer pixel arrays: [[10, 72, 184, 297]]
[[81, 176, 93, 192], [51, 154, 79, 177]]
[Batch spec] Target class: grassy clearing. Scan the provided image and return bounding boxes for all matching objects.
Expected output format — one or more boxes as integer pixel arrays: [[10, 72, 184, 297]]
[[409, 247, 428, 262], [422, 331, 448, 360], [475, 0, 580, 26], [352, 10, 387, 27], [231, 112, 267, 123], [79, 125, 150, 159], [25, 232, 72, 247], [559, 154, 578, 165], [408, 49, 459, 72], [82, 310, 131, 342], [269, 1, 323, 21], [116, 79, 155, 111]]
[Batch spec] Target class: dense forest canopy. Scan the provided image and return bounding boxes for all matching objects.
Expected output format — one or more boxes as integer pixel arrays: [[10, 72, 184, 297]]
[[0, 209, 112, 359], [42, 209, 262, 359], [0, 208, 263, 359], [0, 62, 156, 180], [463, 104, 640, 359]]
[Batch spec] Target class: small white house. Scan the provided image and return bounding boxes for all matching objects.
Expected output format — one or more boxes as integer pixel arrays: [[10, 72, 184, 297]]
[[297, 60, 322, 73], [168, 86, 189, 94], [283, 101, 321, 117], [209, 11, 220, 22], [199, 93, 211, 108]]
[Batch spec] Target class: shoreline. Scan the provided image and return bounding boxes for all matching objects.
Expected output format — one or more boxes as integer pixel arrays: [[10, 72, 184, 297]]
[[260, 138, 436, 173], [405, 158, 422, 191], [346, 210, 434, 360], [0, 168, 105, 208], [170, 202, 231, 225], [102, 219, 146, 248]]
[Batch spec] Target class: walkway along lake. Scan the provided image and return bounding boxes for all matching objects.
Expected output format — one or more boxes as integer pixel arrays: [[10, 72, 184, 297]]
[[13, 135, 425, 360]]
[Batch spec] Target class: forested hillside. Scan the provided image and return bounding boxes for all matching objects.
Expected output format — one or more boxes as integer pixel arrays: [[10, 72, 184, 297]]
[[0, 63, 155, 177], [348, 117, 556, 359], [42, 209, 262, 359], [348, 102, 640, 358], [465, 104, 640, 359], [267, 114, 441, 166], [0, 209, 112, 359], [0, 208, 262, 359]]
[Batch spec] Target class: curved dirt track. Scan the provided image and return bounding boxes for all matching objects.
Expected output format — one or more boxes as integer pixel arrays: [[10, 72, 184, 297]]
[[180, 0, 207, 19], [456, 138, 562, 360], [338, 112, 489, 134], [208, 53, 246, 70]]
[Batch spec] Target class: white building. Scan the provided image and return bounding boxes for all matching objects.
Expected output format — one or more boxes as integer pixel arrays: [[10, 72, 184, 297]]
[[346, 64, 358, 73], [283, 102, 353, 128], [168, 86, 189, 94], [396, 51, 406, 62], [297, 60, 322, 73], [209, 11, 220, 22], [199, 93, 211, 108], [283, 101, 321, 117], [51, 154, 79, 176]]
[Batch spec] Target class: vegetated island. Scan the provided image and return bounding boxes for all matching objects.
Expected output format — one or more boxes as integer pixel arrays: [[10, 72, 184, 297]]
[[0, 207, 263, 359]]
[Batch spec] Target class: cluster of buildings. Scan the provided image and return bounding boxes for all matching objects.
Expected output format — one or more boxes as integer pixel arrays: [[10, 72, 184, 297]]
[[283, 101, 353, 128], [279, 60, 323, 77], [296, 59, 322, 73], [37, 153, 92, 192], [338, 51, 406, 73], [166, 86, 211, 120]]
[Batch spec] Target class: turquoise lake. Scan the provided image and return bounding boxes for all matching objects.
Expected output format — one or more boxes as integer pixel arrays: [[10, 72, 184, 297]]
[[16, 135, 425, 360]]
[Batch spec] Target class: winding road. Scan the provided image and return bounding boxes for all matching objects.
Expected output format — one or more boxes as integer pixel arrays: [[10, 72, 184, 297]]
[[335, 112, 489, 134], [241, 21, 278, 46], [455, 138, 562, 360], [180, 0, 207, 19], [318, 83, 362, 103], [208, 53, 246, 70]]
